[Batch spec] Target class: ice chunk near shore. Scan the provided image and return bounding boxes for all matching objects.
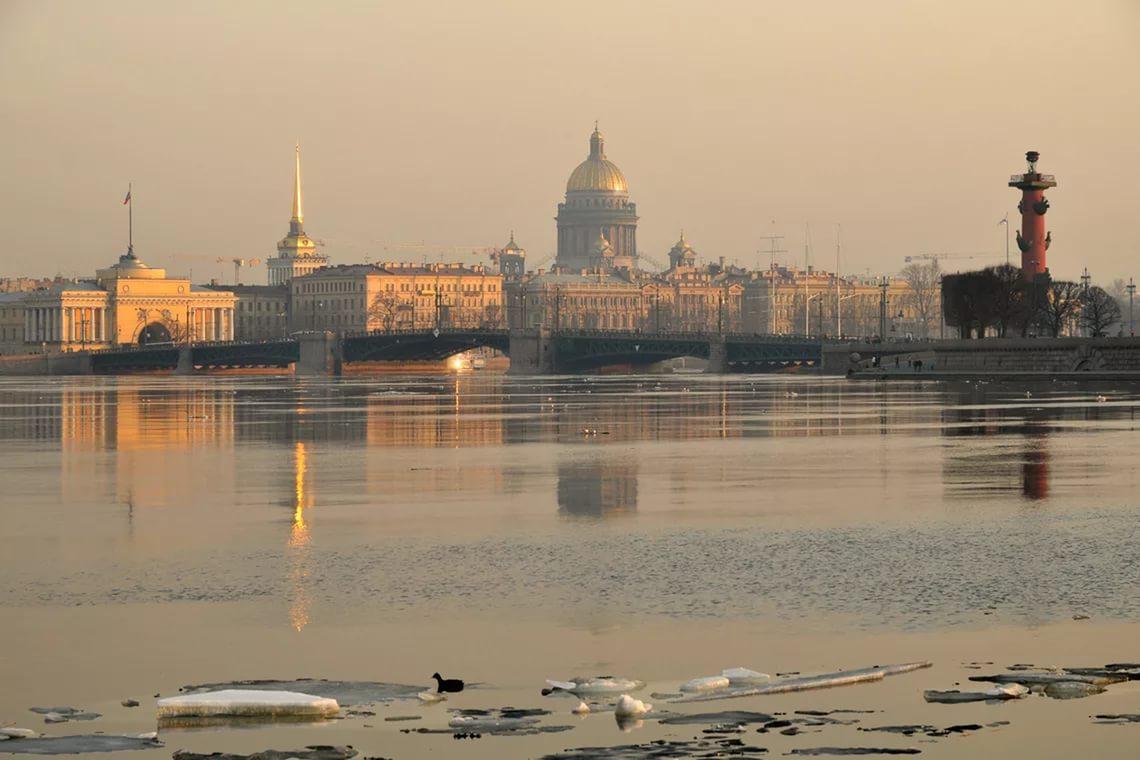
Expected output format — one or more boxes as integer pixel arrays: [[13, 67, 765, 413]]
[[614, 695, 652, 718], [571, 701, 590, 715], [680, 675, 731, 692], [0, 729, 37, 739], [156, 690, 339, 719], [417, 691, 446, 704]]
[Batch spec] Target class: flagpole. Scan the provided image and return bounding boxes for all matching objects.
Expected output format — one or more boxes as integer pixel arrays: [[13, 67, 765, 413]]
[[128, 182, 133, 254]]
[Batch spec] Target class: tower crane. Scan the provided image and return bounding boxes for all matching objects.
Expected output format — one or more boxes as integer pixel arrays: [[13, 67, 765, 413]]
[[904, 252, 997, 267], [216, 257, 261, 285]]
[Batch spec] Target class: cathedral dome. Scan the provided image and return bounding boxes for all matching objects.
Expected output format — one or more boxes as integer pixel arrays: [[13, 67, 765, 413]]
[[566, 127, 628, 194]]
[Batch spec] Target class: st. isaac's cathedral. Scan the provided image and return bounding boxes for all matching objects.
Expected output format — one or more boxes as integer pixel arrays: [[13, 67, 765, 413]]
[[555, 125, 639, 272]]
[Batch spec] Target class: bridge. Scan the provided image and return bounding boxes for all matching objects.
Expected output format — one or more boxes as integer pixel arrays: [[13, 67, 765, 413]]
[[0, 328, 824, 376]]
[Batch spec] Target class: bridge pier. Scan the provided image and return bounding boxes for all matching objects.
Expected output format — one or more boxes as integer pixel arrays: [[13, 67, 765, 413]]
[[296, 331, 343, 376], [175, 346, 194, 376], [507, 328, 557, 375], [705, 337, 727, 374]]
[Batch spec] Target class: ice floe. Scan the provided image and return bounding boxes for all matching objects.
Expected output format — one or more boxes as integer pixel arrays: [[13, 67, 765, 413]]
[[157, 689, 339, 720]]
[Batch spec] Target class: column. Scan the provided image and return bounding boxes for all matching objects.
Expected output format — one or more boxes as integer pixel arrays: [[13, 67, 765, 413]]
[[23, 309, 30, 343]]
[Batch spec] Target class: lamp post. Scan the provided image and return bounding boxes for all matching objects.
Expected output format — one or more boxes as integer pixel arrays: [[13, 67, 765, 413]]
[[878, 276, 890, 340], [805, 292, 821, 336], [1128, 278, 1136, 337]]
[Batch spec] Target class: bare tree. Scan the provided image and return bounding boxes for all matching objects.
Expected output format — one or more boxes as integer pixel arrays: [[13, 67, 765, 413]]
[[1036, 280, 1083, 337], [900, 260, 941, 338], [481, 303, 504, 329], [367, 293, 402, 331], [1079, 286, 1122, 337]]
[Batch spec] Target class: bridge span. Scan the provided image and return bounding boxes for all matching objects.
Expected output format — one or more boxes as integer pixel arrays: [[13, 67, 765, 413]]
[[0, 328, 824, 376]]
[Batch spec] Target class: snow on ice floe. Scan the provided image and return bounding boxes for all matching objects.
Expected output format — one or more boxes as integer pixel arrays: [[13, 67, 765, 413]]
[[679, 675, 730, 692], [722, 667, 771, 685], [157, 689, 339, 720], [613, 695, 652, 718], [178, 678, 421, 706], [545, 677, 646, 696]]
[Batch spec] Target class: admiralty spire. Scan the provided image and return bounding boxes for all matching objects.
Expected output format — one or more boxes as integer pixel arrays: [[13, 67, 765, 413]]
[[268, 144, 329, 286], [555, 125, 638, 271]]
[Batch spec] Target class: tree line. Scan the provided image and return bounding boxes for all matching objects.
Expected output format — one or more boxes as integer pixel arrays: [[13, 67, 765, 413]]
[[942, 265, 1121, 338]]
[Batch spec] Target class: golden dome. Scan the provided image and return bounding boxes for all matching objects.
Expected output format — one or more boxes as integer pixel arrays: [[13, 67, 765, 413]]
[[566, 127, 628, 194]]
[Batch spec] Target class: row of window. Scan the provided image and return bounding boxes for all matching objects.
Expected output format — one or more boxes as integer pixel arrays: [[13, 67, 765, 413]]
[[237, 300, 287, 312]]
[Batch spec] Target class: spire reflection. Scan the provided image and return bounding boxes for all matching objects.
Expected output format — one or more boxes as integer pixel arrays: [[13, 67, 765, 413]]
[[287, 441, 312, 631]]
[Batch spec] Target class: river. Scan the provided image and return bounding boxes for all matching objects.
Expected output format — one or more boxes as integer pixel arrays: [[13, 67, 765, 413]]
[[2, 373, 1139, 758]]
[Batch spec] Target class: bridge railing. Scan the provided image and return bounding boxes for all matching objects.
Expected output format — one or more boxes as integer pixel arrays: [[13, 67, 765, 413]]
[[341, 326, 510, 339], [88, 337, 297, 355]]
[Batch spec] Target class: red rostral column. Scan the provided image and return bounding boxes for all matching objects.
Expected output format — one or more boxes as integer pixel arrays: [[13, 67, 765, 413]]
[[1009, 150, 1057, 281]]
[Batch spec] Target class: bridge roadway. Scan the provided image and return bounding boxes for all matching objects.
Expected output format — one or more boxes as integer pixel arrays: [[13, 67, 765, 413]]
[[53, 328, 824, 375]]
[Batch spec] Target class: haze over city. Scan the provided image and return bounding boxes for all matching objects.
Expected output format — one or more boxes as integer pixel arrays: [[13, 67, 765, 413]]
[[2, 0, 1138, 282]]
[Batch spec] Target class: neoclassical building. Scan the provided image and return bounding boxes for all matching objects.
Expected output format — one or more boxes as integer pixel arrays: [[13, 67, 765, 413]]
[[555, 126, 639, 271], [267, 144, 328, 286], [18, 249, 235, 350]]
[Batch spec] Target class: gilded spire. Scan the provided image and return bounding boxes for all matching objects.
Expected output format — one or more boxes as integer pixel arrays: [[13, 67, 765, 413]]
[[290, 143, 304, 235]]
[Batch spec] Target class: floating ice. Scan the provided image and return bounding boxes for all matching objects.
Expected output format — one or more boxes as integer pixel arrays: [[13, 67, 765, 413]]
[[679, 675, 730, 692], [156, 689, 339, 720], [448, 715, 539, 732], [0, 730, 36, 740], [722, 667, 771, 685], [924, 683, 1028, 703], [572, 701, 590, 715], [417, 691, 445, 703], [179, 678, 420, 706], [171, 746, 356, 760], [986, 683, 1030, 699], [0, 735, 161, 755], [671, 662, 931, 703], [1044, 681, 1106, 700], [613, 695, 651, 718], [545, 677, 645, 696]]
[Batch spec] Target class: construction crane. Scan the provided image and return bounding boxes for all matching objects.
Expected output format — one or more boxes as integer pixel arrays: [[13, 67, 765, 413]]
[[216, 257, 261, 284], [904, 252, 997, 267]]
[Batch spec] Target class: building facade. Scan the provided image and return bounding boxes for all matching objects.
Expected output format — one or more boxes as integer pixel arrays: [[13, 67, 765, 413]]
[[267, 145, 328, 286], [555, 127, 639, 271], [16, 249, 235, 351], [204, 284, 290, 341], [741, 265, 932, 338], [290, 263, 503, 333]]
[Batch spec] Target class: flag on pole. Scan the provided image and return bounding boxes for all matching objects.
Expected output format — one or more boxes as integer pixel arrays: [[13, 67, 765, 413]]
[[123, 189, 132, 205], [998, 214, 1007, 225]]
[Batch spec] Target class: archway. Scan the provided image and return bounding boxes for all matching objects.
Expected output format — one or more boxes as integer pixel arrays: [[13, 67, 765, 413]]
[[138, 322, 173, 345]]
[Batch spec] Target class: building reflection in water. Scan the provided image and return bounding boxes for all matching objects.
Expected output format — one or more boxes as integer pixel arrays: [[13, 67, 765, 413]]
[[1021, 430, 1049, 500], [940, 395, 1056, 501], [557, 458, 637, 517], [287, 441, 313, 631]]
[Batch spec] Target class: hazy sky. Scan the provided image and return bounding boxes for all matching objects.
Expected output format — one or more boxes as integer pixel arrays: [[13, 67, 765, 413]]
[[2, 0, 1138, 284]]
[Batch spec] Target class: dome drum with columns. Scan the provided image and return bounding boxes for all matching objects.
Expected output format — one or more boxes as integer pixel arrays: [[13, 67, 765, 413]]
[[555, 126, 638, 271]]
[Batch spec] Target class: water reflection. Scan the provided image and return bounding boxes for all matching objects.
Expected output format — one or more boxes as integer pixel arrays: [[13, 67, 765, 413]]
[[557, 459, 638, 517], [1022, 432, 1050, 500], [288, 441, 313, 631]]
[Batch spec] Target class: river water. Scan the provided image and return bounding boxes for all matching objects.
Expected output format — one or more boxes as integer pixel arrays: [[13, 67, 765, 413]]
[[2, 373, 1139, 758]]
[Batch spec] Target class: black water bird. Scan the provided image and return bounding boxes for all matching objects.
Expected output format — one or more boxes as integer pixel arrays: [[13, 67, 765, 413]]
[[432, 672, 465, 693]]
